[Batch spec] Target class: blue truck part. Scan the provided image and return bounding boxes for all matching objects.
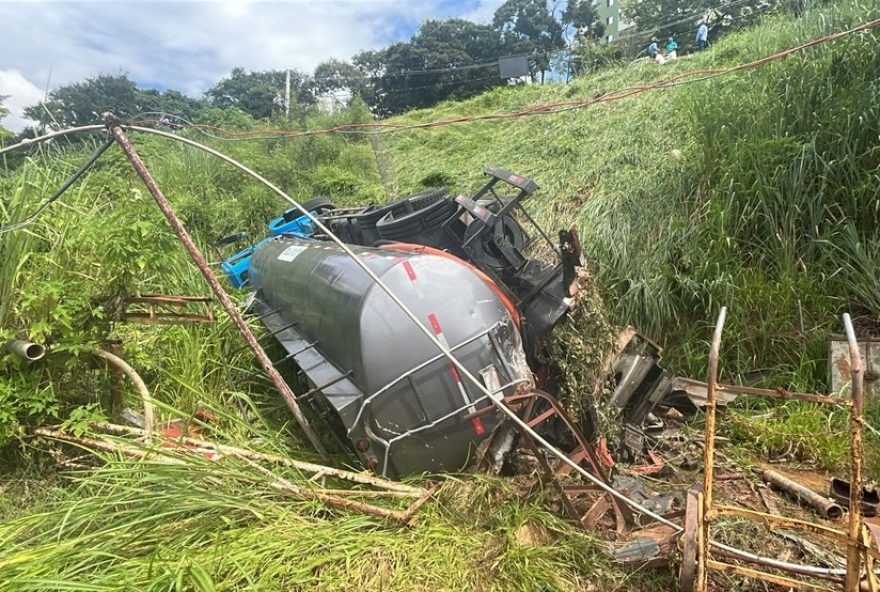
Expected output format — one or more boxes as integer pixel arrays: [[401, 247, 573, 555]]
[[220, 208, 318, 288]]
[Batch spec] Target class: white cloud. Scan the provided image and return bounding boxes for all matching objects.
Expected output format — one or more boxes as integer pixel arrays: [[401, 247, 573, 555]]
[[460, 0, 505, 23], [0, 0, 491, 131], [0, 70, 44, 132]]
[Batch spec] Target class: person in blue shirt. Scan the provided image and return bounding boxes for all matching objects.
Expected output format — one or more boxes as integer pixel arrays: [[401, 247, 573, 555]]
[[647, 37, 666, 63], [696, 21, 709, 50]]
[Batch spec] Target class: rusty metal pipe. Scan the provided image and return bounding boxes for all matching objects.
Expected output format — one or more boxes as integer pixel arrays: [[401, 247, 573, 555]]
[[761, 469, 843, 519], [698, 306, 726, 592], [106, 123, 330, 461], [4, 339, 46, 361], [843, 313, 864, 592]]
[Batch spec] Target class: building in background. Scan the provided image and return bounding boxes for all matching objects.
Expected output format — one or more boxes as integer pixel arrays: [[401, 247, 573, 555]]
[[594, 0, 632, 44]]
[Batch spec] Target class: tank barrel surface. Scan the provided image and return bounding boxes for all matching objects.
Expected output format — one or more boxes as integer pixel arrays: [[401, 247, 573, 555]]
[[214, 170, 578, 477], [249, 236, 533, 478]]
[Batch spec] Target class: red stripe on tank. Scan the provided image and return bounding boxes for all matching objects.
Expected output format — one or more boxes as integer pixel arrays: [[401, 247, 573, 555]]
[[402, 260, 417, 281], [428, 313, 442, 335], [472, 417, 485, 435]]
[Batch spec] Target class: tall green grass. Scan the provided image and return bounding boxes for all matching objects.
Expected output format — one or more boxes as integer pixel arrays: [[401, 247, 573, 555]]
[[382, 0, 880, 391], [0, 406, 671, 591]]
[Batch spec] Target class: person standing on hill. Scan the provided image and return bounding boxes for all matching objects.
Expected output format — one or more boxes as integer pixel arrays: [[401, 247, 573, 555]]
[[696, 21, 709, 50], [666, 37, 679, 59]]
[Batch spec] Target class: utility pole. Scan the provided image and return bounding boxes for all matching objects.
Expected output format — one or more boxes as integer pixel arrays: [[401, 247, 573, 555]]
[[285, 69, 291, 119]]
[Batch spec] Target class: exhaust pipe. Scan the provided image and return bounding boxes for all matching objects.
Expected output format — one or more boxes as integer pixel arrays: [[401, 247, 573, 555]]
[[4, 340, 46, 361]]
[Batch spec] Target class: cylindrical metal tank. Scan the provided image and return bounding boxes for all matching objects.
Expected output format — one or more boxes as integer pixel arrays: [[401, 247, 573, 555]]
[[249, 236, 533, 477]]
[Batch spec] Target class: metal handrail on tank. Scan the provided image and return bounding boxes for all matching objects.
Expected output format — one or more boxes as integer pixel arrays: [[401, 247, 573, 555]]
[[375, 379, 526, 477], [346, 321, 504, 437]]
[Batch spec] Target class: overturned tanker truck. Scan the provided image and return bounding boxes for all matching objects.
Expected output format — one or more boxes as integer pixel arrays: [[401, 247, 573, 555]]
[[221, 168, 670, 480]]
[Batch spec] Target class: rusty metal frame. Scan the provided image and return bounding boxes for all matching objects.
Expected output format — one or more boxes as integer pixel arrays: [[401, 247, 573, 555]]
[[124, 294, 215, 324], [480, 389, 638, 533], [686, 308, 875, 592]]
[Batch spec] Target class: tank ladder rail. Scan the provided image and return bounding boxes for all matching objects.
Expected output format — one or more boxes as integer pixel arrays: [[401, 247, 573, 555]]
[[373, 379, 529, 477], [274, 341, 319, 366], [297, 371, 355, 403], [346, 321, 505, 438], [239, 299, 322, 367], [227, 308, 300, 357]]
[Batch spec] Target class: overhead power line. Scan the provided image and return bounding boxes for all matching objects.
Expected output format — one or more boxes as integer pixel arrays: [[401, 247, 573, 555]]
[[120, 17, 879, 143]]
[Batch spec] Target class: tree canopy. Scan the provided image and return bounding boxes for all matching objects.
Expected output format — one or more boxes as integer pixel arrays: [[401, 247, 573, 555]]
[[493, 0, 565, 83], [354, 19, 508, 116], [621, 0, 717, 37], [562, 0, 602, 38], [0, 95, 10, 139], [23, 74, 205, 129], [314, 59, 367, 98], [205, 68, 315, 120]]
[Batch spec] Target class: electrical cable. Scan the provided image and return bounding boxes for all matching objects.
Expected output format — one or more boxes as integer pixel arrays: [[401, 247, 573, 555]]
[[0, 136, 114, 235]]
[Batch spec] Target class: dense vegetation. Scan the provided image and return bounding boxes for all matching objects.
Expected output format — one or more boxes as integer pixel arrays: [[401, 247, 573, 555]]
[[0, 93, 665, 592], [380, 0, 880, 467], [0, 0, 878, 589]]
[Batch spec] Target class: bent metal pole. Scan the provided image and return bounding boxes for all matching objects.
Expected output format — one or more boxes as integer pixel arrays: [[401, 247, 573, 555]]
[[107, 122, 330, 461]]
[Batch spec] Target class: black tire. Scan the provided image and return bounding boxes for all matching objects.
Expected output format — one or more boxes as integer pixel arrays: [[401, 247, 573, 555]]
[[462, 216, 526, 269], [376, 196, 457, 243], [282, 196, 336, 223], [302, 196, 335, 214], [398, 187, 449, 210]]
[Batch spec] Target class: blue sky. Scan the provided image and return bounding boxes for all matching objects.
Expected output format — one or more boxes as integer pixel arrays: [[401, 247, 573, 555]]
[[0, 0, 505, 131]]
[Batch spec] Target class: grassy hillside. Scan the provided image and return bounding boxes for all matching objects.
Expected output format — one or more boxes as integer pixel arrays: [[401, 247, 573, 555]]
[[382, 1, 880, 391], [0, 1, 878, 589], [0, 102, 668, 589]]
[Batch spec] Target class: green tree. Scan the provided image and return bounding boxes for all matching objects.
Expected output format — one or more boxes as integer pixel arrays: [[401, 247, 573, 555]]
[[24, 74, 140, 129], [354, 19, 506, 116], [205, 68, 315, 120], [0, 95, 10, 139], [621, 0, 716, 39], [314, 59, 367, 98], [562, 0, 602, 39], [137, 88, 205, 122], [493, 0, 565, 83], [21, 75, 205, 130]]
